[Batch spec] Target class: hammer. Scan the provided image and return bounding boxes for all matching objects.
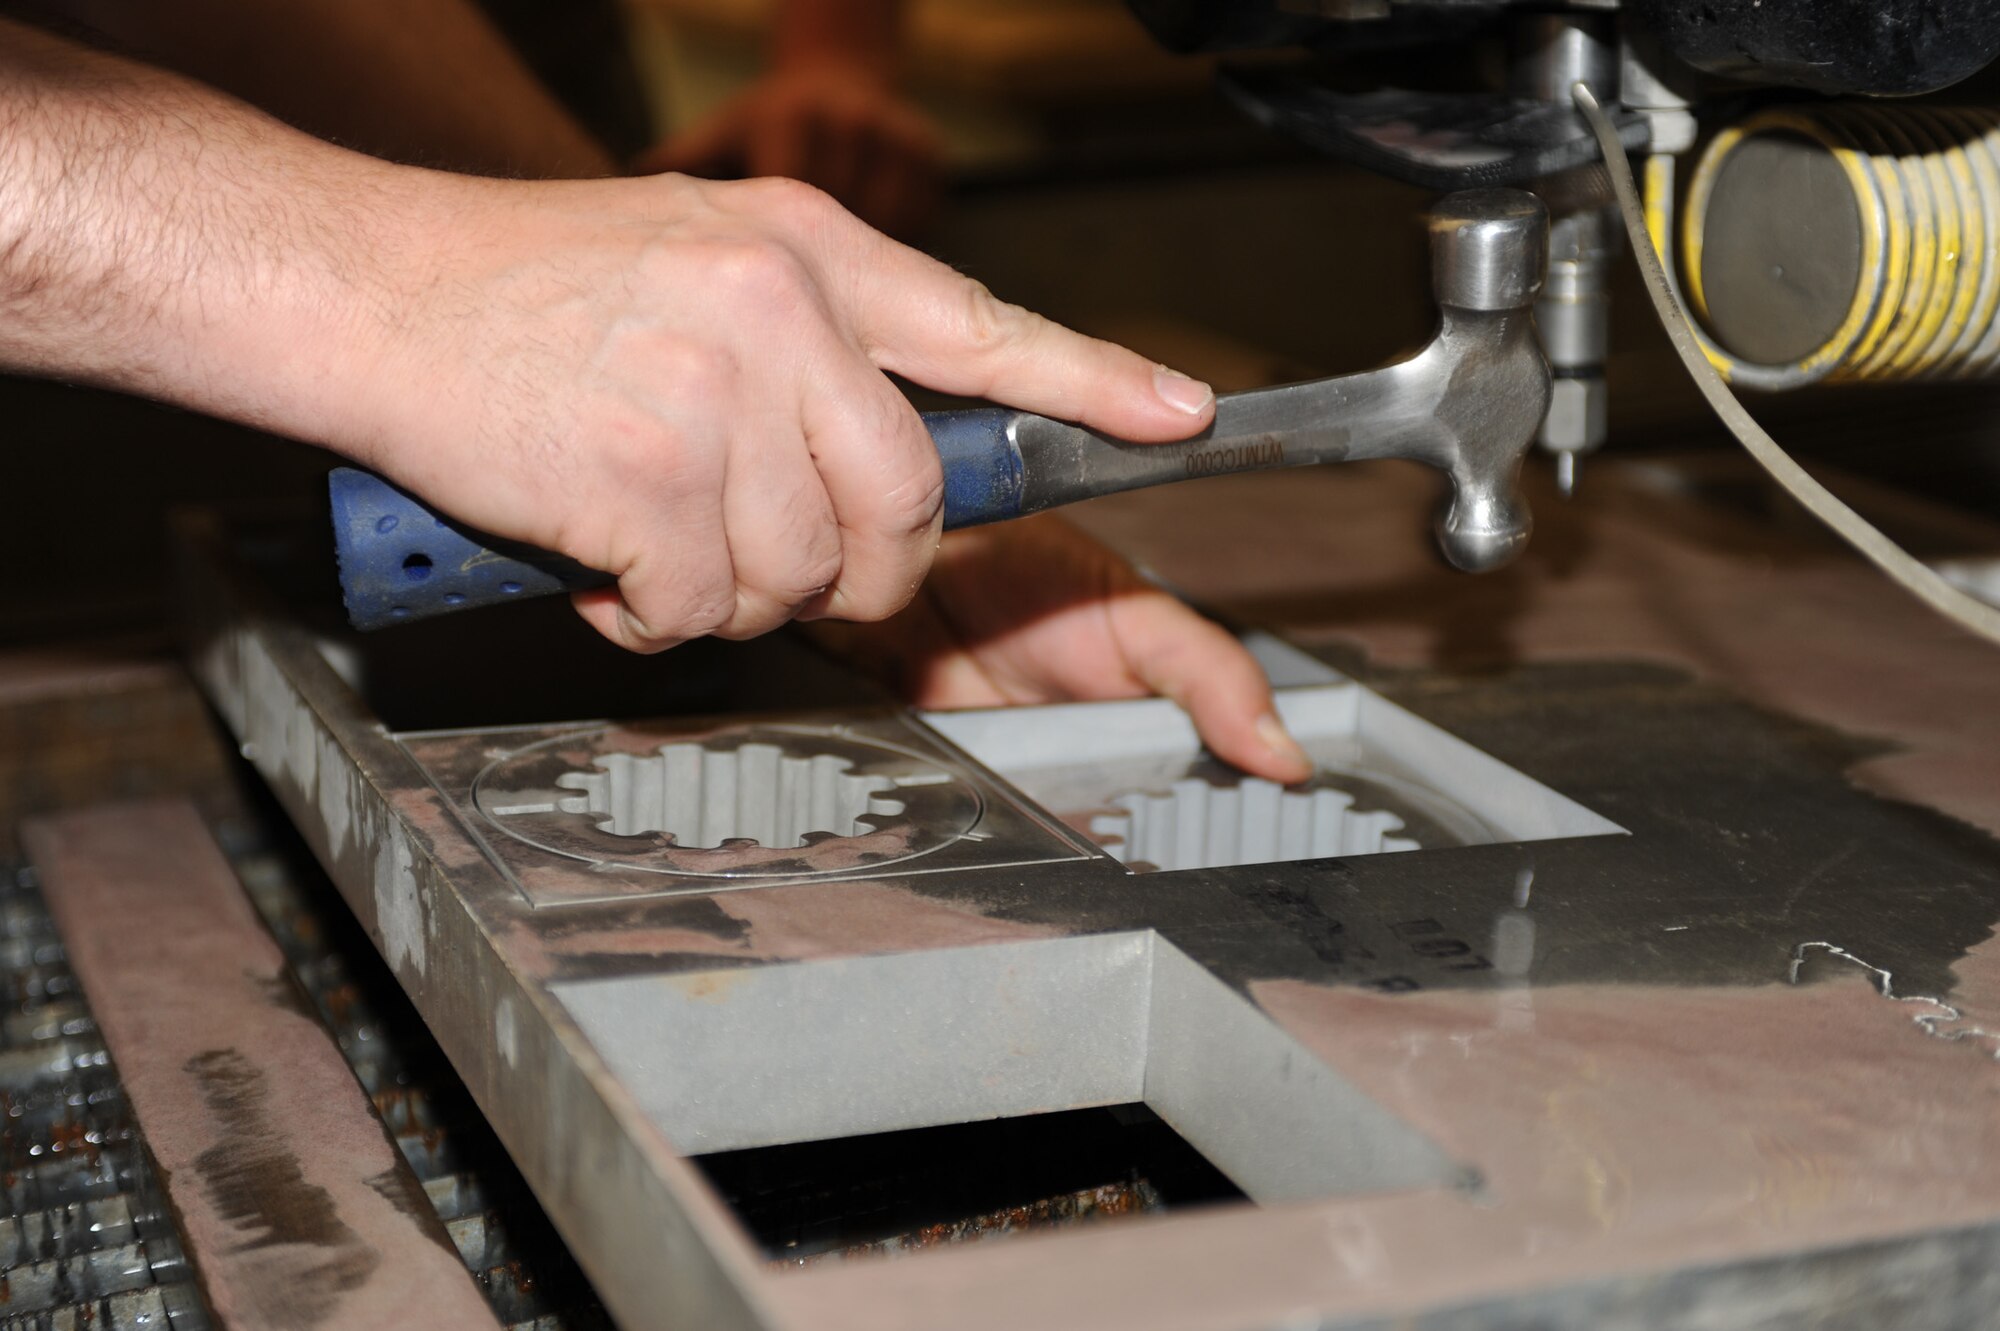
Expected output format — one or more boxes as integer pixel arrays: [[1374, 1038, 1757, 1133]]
[[329, 189, 1549, 631]]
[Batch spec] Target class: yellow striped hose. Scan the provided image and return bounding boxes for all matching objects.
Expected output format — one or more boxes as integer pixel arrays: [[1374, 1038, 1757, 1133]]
[[1576, 81, 2000, 647], [1654, 105, 2000, 389]]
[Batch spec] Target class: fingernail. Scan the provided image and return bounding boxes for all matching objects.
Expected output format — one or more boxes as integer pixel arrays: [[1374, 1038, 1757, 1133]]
[[1255, 713, 1311, 772], [1153, 364, 1214, 415]]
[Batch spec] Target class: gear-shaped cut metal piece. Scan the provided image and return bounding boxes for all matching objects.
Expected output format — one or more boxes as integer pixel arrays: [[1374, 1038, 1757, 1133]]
[[473, 724, 983, 880]]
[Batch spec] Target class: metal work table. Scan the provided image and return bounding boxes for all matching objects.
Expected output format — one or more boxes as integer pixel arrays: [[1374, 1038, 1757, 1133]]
[[175, 452, 2000, 1331]]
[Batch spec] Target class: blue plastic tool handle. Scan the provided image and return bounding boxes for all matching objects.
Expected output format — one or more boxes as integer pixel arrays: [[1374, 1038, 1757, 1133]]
[[331, 407, 1021, 631]]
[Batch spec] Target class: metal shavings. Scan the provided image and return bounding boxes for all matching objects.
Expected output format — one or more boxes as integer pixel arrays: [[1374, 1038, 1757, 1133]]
[[778, 1178, 1162, 1268], [1787, 941, 2000, 1059]]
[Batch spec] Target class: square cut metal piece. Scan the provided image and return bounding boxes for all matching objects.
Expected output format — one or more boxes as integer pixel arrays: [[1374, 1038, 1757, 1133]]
[[398, 711, 1096, 908], [924, 678, 1624, 873]]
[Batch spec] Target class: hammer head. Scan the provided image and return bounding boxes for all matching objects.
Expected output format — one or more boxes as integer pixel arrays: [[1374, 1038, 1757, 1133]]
[[1430, 188, 1550, 313], [1426, 189, 1551, 572]]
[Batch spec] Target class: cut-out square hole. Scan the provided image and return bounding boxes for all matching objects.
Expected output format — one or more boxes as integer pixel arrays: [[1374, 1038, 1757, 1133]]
[[923, 683, 1624, 872], [555, 931, 1464, 1240], [693, 1104, 1244, 1264]]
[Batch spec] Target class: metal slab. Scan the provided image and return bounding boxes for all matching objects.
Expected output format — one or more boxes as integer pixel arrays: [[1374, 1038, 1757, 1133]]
[[172, 462, 2000, 1331]]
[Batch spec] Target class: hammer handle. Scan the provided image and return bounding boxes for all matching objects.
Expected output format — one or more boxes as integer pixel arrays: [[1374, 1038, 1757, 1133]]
[[332, 407, 1024, 630]]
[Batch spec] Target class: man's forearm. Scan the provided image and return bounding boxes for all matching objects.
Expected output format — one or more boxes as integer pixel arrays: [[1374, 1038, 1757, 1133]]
[[0, 20, 430, 445], [39, 0, 617, 178]]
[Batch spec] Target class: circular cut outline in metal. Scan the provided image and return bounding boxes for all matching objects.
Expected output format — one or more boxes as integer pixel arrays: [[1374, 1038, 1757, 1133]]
[[471, 724, 984, 879]]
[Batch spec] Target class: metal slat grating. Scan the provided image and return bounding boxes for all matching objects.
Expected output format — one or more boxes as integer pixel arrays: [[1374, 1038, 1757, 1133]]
[[0, 863, 208, 1331], [9, 815, 614, 1331]]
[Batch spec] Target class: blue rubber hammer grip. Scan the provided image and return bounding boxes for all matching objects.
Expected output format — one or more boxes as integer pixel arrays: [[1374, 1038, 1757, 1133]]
[[331, 407, 1022, 631]]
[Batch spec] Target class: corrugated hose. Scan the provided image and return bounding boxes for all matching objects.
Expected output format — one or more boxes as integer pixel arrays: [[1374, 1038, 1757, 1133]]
[[1573, 81, 2000, 648]]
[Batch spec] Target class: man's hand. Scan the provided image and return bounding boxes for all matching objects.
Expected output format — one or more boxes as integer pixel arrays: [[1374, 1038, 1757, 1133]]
[[0, 25, 1217, 655], [807, 517, 1315, 783], [360, 172, 1217, 652], [638, 60, 942, 239], [0, 21, 1303, 765]]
